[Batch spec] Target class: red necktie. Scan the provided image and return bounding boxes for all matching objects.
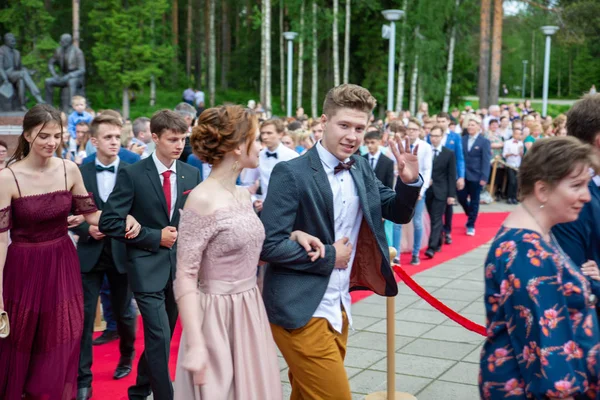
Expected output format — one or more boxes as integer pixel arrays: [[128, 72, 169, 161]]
[[162, 170, 172, 217]]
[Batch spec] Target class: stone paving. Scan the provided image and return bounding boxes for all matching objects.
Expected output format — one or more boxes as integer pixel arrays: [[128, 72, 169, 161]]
[[278, 202, 515, 399]]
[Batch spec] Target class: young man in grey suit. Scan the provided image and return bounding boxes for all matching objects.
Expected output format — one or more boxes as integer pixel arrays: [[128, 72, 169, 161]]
[[260, 84, 422, 400], [72, 113, 137, 400], [99, 110, 201, 400]]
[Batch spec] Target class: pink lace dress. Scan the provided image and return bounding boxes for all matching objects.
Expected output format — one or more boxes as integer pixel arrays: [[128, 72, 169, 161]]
[[173, 202, 282, 400], [0, 187, 97, 400]]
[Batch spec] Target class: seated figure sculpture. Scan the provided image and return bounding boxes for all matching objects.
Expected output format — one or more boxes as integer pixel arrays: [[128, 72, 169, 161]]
[[44, 33, 86, 109], [0, 33, 45, 111]]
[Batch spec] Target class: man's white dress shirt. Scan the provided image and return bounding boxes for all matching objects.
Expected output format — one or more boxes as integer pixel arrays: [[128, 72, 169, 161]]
[[368, 150, 381, 170], [95, 157, 120, 202], [152, 152, 177, 220], [407, 138, 432, 197], [312, 142, 363, 333], [502, 140, 523, 169], [242, 143, 299, 201]]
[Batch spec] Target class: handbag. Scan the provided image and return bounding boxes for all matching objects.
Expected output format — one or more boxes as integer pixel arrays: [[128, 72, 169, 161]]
[[0, 311, 9, 339]]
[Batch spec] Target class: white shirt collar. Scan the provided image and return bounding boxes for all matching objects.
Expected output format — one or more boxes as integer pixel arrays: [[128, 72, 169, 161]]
[[316, 141, 348, 170], [264, 142, 283, 155], [152, 151, 177, 175], [369, 150, 381, 160], [95, 156, 120, 169]]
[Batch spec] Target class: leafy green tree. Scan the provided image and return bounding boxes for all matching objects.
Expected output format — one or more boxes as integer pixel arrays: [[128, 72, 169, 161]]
[[0, 0, 54, 54], [89, 0, 174, 117]]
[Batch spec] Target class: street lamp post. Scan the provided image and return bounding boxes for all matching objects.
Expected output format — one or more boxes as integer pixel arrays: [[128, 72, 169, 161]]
[[382, 10, 404, 113], [522, 60, 528, 99], [540, 26, 559, 117], [283, 31, 298, 117]]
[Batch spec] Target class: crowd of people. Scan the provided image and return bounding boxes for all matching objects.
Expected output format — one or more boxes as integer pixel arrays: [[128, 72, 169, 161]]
[[1, 82, 600, 400]]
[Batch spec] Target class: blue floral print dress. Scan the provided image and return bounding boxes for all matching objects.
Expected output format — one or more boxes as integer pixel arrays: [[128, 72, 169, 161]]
[[480, 227, 600, 399]]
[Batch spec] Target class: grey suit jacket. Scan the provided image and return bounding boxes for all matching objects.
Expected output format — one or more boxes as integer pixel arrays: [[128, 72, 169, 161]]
[[260, 146, 421, 329]]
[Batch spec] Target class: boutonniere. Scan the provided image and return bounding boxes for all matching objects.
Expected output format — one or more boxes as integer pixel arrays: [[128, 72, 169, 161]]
[[474, 146, 480, 150], [183, 189, 192, 195], [351, 164, 357, 170]]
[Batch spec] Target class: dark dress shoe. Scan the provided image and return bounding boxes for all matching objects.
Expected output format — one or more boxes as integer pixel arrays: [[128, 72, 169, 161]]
[[92, 330, 119, 346], [410, 255, 420, 265], [425, 248, 435, 259], [444, 233, 452, 245], [76, 387, 93, 400], [114, 354, 134, 380]]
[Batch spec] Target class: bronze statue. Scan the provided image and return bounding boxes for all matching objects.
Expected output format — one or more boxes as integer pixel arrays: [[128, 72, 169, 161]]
[[44, 33, 86, 107], [0, 33, 45, 111]]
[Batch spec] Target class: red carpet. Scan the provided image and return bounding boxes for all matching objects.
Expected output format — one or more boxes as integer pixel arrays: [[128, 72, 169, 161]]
[[92, 211, 508, 399]]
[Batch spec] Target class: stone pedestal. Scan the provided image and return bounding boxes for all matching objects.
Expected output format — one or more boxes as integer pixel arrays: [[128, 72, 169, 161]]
[[0, 112, 25, 157]]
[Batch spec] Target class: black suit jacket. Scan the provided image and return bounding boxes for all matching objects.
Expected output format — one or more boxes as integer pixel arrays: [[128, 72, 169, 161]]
[[427, 147, 457, 201], [260, 146, 421, 329], [99, 157, 201, 293], [71, 161, 129, 274], [363, 152, 395, 189]]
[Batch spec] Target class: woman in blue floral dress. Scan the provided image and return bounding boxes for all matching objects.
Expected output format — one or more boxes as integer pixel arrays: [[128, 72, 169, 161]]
[[480, 137, 600, 400]]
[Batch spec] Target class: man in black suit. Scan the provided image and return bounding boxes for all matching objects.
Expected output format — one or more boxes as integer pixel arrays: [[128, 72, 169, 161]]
[[425, 126, 456, 259], [71, 114, 137, 400], [100, 110, 201, 400], [363, 130, 394, 189], [261, 84, 422, 399]]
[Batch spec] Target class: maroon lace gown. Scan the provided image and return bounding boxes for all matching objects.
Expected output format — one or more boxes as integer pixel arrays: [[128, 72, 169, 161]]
[[0, 190, 97, 400]]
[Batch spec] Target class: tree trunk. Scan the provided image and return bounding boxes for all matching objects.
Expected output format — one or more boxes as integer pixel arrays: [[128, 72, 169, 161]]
[[279, 4, 285, 113], [260, 0, 266, 105], [195, 0, 203, 87], [332, 0, 340, 86], [72, 0, 80, 47], [478, 0, 491, 109], [417, 74, 423, 111], [208, 0, 216, 106], [205, 0, 210, 89], [186, 0, 192, 79], [557, 49, 561, 97], [395, 0, 408, 112], [409, 49, 419, 115], [311, 1, 318, 118], [150, 75, 156, 106], [443, 0, 459, 112], [488, 0, 503, 106], [173, 0, 179, 73], [264, 0, 272, 115], [530, 31, 535, 99], [221, 0, 231, 89], [122, 87, 130, 120], [297, 0, 305, 109], [342, 0, 350, 84]]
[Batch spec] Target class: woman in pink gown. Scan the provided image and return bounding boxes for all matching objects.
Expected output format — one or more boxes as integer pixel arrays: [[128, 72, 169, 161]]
[[0, 105, 140, 400], [173, 105, 324, 400]]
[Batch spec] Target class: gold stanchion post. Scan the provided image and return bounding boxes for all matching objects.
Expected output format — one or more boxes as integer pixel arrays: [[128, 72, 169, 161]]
[[489, 156, 499, 200], [366, 247, 417, 400]]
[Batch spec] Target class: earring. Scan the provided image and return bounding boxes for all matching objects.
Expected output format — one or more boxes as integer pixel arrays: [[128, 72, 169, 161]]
[[232, 161, 239, 172], [540, 204, 545, 209]]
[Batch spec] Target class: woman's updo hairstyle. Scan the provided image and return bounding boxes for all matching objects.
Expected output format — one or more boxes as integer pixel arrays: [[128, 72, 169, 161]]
[[519, 136, 594, 198], [190, 105, 257, 166]]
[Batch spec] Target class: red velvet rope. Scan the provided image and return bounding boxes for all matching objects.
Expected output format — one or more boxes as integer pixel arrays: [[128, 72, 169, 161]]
[[393, 266, 487, 337]]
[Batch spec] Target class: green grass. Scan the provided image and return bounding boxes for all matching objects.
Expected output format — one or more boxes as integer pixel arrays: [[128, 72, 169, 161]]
[[460, 100, 571, 116], [84, 87, 284, 120]]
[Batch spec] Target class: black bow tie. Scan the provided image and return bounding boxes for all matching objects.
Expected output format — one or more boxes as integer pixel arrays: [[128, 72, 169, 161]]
[[334, 159, 355, 174], [96, 164, 115, 173], [266, 151, 278, 159]]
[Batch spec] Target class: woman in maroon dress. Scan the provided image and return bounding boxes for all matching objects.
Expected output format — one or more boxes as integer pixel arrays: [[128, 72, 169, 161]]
[[0, 104, 139, 400]]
